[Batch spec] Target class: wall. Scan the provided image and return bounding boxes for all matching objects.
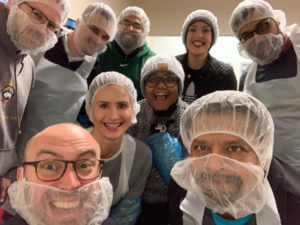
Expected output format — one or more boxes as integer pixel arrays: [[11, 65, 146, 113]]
[[69, 0, 300, 36]]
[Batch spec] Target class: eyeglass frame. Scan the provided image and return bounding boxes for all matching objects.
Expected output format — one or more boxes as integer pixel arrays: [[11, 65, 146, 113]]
[[23, 159, 104, 182], [145, 74, 179, 88], [119, 19, 144, 32], [22, 1, 63, 35], [238, 17, 275, 43]]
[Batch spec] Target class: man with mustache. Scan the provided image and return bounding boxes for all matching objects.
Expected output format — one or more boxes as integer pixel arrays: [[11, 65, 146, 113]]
[[170, 91, 282, 225], [17, 2, 117, 159], [0, 0, 69, 208], [1, 123, 113, 225], [230, 1, 300, 224]]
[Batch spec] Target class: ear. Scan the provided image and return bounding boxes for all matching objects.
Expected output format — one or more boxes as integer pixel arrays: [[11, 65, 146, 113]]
[[17, 167, 24, 181], [85, 104, 93, 123]]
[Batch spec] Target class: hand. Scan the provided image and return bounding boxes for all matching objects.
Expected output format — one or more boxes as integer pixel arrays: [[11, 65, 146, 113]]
[[0, 178, 11, 204]]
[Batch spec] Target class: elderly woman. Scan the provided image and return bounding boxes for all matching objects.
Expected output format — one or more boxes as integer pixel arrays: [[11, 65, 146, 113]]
[[128, 55, 188, 225], [177, 9, 237, 104], [85, 72, 152, 225]]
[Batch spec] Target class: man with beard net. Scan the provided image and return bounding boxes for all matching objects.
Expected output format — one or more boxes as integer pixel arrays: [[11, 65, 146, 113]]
[[17, 2, 117, 168], [170, 91, 282, 225], [230, 1, 300, 223], [0, 0, 69, 208], [1, 123, 113, 225]]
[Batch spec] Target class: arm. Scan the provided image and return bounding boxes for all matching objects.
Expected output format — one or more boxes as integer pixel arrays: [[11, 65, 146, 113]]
[[109, 197, 141, 225], [146, 132, 182, 185], [108, 140, 152, 225]]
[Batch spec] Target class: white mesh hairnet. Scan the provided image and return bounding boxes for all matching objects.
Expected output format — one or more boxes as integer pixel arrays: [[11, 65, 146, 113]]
[[85, 72, 140, 124], [79, 2, 117, 42], [180, 90, 274, 172], [140, 55, 185, 98], [7, 0, 70, 24], [230, 0, 275, 37], [181, 9, 219, 47], [274, 9, 286, 29], [8, 178, 113, 225], [118, 6, 150, 35]]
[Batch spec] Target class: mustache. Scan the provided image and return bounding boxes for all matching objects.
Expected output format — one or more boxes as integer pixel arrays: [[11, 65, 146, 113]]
[[199, 171, 243, 186]]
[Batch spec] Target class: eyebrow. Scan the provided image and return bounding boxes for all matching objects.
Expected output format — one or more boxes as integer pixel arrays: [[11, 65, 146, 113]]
[[36, 149, 97, 159]]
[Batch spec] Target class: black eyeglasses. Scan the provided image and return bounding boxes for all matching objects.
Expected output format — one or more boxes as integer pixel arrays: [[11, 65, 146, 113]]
[[238, 18, 273, 43], [23, 159, 104, 182], [145, 75, 178, 88], [22, 1, 62, 35], [119, 20, 143, 32]]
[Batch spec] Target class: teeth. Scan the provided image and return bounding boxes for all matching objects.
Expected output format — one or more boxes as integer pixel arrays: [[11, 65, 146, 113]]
[[105, 123, 120, 128], [155, 93, 167, 96], [193, 41, 203, 46], [53, 201, 79, 209]]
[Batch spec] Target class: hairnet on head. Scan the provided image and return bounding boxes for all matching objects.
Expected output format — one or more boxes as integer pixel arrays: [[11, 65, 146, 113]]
[[230, 0, 275, 37], [79, 2, 117, 41], [140, 55, 185, 98], [85, 72, 140, 124], [118, 6, 150, 35], [7, 0, 70, 25], [180, 90, 274, 172], [182, 9, 219, 47]]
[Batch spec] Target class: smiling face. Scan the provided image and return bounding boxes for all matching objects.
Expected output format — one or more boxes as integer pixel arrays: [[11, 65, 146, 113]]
[[145, 71, 179, 111], [18, 124, 101, 225], [186, 21, 212, 57], [91, 84, 133, 141]]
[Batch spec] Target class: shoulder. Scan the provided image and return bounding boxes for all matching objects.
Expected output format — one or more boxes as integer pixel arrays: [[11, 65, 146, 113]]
[[177, 99, 189, 113], [176, 53, 187, 62], [134, 137, 152, 159], [208, 55, 234, 75]]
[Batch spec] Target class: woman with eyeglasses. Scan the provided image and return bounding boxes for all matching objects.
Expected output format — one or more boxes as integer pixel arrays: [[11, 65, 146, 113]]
[[177, 9, 237, 104], [85, 72, 152, 225], [127, 55, 188, 225]]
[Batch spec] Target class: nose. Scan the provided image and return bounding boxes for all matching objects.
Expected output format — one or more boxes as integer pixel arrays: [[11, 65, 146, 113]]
[[205, 154, 225, 171], [195, 30, 204, 38], [109, 107, 119, 120], [56, 164, 81, 191], [156, 81, 167, 88]]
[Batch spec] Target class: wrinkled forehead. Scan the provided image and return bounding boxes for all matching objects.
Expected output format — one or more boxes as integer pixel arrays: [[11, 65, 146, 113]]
[[25, 130, 100, 161]]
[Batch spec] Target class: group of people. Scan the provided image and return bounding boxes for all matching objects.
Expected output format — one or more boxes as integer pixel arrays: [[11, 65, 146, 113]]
[[0, 0, 299, 225]]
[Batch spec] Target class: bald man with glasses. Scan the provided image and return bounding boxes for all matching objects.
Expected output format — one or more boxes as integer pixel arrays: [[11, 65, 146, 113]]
[[1, 123, 113, 225]]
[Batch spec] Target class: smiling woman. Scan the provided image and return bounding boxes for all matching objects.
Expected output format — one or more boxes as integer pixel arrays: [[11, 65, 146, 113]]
[[85, 71, 152, 225], [176, 9, 237, 104], [128, 55, 188, 225]]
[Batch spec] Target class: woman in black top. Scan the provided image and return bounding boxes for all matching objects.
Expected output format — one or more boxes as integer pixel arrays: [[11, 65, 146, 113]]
[[177, 9, 237, 104]]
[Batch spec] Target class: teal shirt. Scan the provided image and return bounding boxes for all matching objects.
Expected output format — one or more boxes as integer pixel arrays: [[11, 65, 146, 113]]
[[212, 211, 253, 225], [97, 41, 155, 100]]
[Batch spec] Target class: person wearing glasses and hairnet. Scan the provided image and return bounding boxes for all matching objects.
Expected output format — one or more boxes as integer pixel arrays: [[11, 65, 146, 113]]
[[128, 55, 188, 225], [17, 3, 117, 163], [230, 1, 300, 223], [170, 91, 281, 225], [0, 123, 113, 225], [85, 72, 152, 225], [0, 0, 70, 208], [177, 9, 237, 104]]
